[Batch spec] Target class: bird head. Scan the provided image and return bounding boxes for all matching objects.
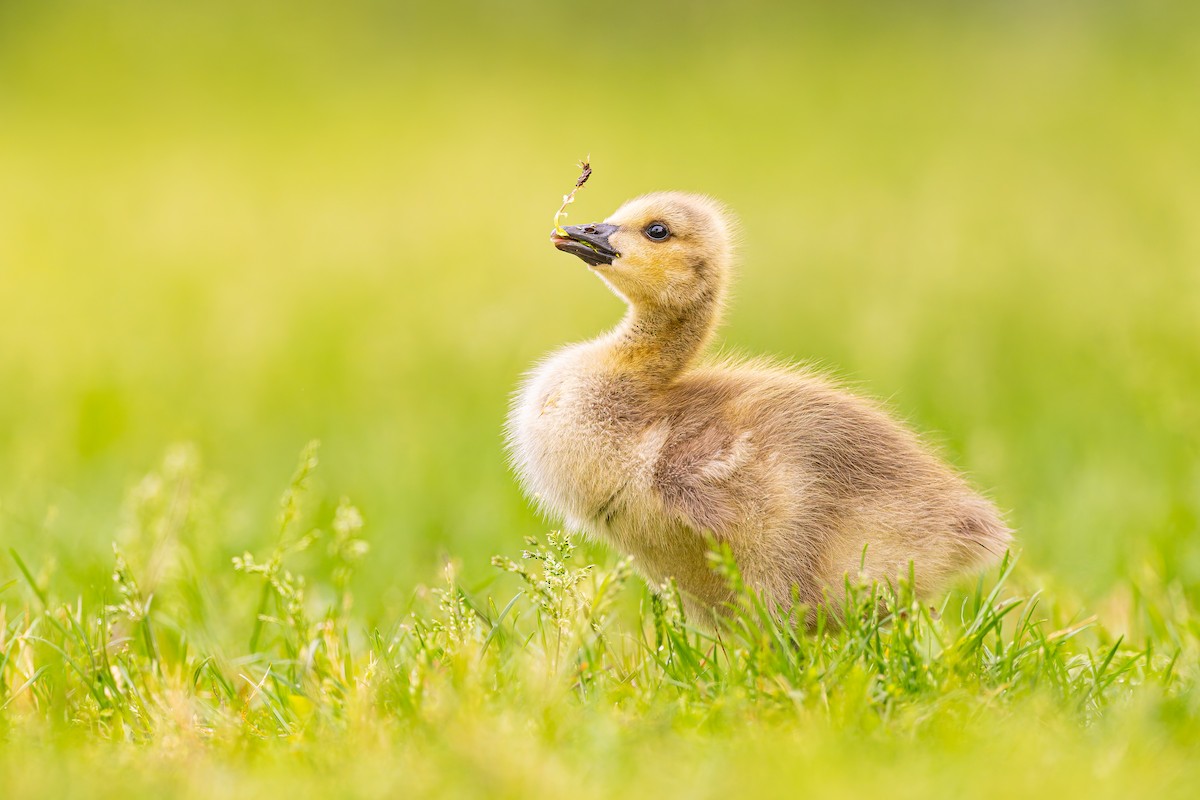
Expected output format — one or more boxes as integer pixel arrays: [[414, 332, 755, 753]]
[[551, 192, 735, 310]]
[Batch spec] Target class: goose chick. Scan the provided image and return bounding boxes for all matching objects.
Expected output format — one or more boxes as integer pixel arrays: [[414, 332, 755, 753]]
[[507, 191, 1010, 620]]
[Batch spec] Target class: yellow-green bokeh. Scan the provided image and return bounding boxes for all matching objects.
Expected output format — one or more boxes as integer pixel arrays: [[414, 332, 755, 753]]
[[1, 0, 1197, 608]]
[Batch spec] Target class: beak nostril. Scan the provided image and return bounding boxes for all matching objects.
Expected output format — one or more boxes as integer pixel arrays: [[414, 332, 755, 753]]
[[583, 225, 596, 234]]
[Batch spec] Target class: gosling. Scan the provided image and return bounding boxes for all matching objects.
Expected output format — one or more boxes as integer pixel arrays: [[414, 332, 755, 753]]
[[507, 191, 1010, 621]]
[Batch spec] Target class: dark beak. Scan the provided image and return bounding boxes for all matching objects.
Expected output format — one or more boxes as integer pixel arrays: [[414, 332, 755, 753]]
[[550, 223, 620, 266]]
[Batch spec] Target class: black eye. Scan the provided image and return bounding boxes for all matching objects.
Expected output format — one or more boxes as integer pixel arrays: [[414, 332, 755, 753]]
[[644, 222, 670, 241]]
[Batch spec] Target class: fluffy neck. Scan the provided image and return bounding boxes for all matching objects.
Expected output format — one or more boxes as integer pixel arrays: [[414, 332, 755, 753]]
[[601, 287, 722, 385]]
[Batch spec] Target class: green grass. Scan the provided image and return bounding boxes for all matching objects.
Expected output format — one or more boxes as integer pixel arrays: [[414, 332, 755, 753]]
[[2, 0, 1199, 796], [3, 445, 1199, 797]]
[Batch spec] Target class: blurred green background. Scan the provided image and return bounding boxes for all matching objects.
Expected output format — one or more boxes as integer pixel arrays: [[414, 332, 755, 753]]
[[1, 0, 1197, 615]]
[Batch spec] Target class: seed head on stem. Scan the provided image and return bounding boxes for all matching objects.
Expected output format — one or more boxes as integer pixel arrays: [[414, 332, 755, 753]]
[[552, 158, 592, 236]]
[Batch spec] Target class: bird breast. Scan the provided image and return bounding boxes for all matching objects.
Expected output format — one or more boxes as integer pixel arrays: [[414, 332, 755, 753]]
[[508, 343, 659, 532]]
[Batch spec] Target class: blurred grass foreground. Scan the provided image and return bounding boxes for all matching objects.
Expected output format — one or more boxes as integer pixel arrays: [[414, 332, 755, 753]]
[[1, 1, 1199, 797]]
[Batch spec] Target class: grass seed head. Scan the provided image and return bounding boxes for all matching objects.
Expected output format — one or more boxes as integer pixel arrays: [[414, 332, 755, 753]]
[[552, 157, 593, 236]]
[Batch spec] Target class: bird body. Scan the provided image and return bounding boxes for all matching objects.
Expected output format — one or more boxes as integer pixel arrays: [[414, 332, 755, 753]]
[[508, 192, 1009, 620]]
